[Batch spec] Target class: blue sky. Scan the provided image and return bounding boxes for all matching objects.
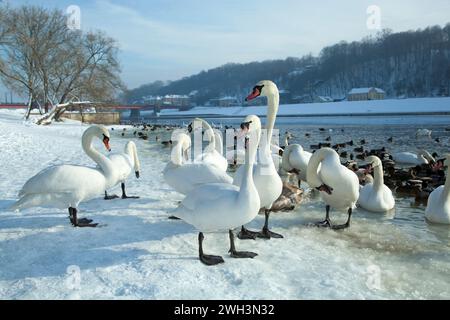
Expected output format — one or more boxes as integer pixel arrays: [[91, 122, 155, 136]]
[[3, 0, 450, 91]]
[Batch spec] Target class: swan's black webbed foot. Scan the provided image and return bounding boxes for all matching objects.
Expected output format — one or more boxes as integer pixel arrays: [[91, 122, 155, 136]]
[[237, 226, 259, 240], [258, 227, 284, 239], [68, 207, 98, 228], [331, 222, 350, 230], [200, 254, 225, 266], [315, 219, 332, 228], [104, 191, 119, 200], [122, 195, 140, 199], [198, 232, 224, 266], [121, 183, 139, 199], [168, 216, 181, 220], [229, 230, 258, 259]]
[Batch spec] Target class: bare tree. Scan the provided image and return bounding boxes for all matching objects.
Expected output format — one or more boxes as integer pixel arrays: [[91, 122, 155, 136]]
[[0, 5, 123, 123]]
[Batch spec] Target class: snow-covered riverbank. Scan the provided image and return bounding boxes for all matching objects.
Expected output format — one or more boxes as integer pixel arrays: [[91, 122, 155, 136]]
[[148, 97, 450, 119], [0, 109, 449, 300]]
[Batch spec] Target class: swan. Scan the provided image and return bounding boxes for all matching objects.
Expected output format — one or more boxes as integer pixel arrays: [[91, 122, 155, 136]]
[[173, 123, 261, 265], [233, 80, 283, 239], [188, 118, 228, 172], [163, 133, 233, 195], [306, 148, 360, 229], [392, 150, 435, 165], [281, 144, 312, 187], [10, 125, 115, 227], [416, 129, 432, 138], [358, 156, 395, 212], [425, 155, 450, 224], [104, 141, 141, 200]]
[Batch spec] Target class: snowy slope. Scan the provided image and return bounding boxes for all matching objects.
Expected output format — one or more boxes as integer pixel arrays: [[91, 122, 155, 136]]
[[0, 109, 449, 300]]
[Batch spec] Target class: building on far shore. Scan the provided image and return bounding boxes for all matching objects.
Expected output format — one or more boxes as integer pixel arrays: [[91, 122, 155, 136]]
[[347, 87, 385, 101], [209, 96, 240, 107]]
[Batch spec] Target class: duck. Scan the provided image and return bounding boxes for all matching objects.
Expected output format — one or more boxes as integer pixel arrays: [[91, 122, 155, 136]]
[[358, 156, 395, 213], [173, 124, 261, 265], [163, 134, 233, 195], [425, 155, 450, 224], [306, 148, 359, 229], [233, 80, 283, 240], [188, 118, 228, 172], [270, 182, 304, 212], [104, 141, 141, 200], [10, 125, 115, 227]]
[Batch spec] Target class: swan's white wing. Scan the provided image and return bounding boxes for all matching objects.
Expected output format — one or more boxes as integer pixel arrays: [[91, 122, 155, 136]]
[[19, 165, 105, 196], [180, 183, 239, 211]]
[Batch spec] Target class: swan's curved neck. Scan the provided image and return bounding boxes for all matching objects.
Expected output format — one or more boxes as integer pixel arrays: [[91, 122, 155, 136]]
[[307, 150, 328, 188], [373, 165, 384, 190], [171, 141, 185, 166], [198, 119, 216, 152], [284, 135, 289, 147], [126, 142, 140, 171], [214, 132, 223, 155], [239, 129, 260, 203], [442, 166, 450, 201], [265, 93, 279, 152], [82, 132, 114, 177]]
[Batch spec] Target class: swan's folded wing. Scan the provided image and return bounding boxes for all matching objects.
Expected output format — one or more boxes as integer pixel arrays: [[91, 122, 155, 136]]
[[19, 165, 104, 196], [180, 183, 239, 211], [180, 163, 233, 186]]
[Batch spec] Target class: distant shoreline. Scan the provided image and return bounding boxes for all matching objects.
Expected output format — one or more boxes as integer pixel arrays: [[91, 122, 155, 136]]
[[139, 111, 450, 121]]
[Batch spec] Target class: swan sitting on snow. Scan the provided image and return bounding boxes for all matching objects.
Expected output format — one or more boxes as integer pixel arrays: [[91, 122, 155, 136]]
[[392, 150, 435, 165], [10, 125, 115, 227], [307, 147, 360, 229], [104, 141, 141, 200], [173, 123, 261, 265], [425, 155, 450, 225], [163, 133, 232, 195], [358, 156, 395, 213]]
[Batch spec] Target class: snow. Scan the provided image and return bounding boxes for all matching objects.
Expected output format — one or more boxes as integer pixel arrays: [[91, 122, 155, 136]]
[[0, 109, 449, 300], [152, 97, 450, 118]]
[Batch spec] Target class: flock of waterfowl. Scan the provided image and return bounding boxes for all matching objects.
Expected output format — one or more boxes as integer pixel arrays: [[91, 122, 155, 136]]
[[9, 80, 450, 266]]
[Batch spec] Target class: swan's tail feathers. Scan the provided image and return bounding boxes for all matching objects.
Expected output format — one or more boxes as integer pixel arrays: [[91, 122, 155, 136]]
[[9, 194, 40, 212]]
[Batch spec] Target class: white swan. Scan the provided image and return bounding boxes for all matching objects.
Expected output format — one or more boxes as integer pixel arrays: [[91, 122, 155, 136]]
[[425, 155, 450, 224], [358, 156, 395, 213], [104, 141, 141, 200], [392, 150, 435, 165], [173, 122, 261, 265], [189, 118, 228, 172], [416, 129, 432, 138], [10, 125, 114, 227], [306, 147, 360, 229], [163, 133, 232, 195], [233, 80, 283, 239], [281, 144, 312, 187]]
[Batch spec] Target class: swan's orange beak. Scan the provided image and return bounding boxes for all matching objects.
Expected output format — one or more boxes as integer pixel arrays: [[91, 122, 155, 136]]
[[103, 137, 111, 152], [245, 88, 260, 101]]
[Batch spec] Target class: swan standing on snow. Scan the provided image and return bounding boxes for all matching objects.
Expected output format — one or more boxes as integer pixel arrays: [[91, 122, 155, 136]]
[[104, 141, 141, 200], [358, 156, 395, 213], [392, 150, 435, 165], [188, 118, 228, 172], [10, 125, 115, 227], [163, 133, 232, 195], [281, 144, 312, 187], [233, 80, 283, 239], [173, 123, 261, 265], [307, 148, 359, 229], [425, 155, 450, 224]]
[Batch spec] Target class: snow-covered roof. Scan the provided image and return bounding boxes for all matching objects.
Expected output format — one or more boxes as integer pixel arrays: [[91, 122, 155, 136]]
[[349, 87, 385, 94]]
